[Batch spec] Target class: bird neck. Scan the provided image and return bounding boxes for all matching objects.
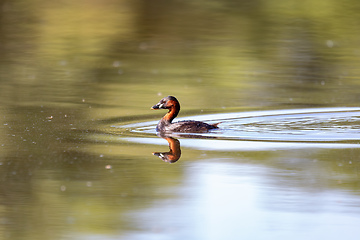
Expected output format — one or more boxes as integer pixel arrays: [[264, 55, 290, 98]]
[[163, 105, 179, 123]]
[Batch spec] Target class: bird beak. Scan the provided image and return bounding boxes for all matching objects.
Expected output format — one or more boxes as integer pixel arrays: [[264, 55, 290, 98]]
[[151, 104, 159, 110], [151, 103, 163, 110]]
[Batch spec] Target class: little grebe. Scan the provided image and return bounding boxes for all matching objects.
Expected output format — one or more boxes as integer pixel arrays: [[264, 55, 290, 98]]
[[151, 96, 220, 132], [153, 137, 181, 163]]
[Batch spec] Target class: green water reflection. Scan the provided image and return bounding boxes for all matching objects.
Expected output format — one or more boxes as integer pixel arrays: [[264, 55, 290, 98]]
[[1, 0, 360, 239]]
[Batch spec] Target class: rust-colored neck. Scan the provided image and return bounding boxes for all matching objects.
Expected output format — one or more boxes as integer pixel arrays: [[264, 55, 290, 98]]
[[165, 137, 181, 162], [162, 101, 180, 123], [152, 137, 181, 163]]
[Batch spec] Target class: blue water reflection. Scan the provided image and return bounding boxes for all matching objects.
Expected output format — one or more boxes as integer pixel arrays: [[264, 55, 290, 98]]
[[115, 161, 360, 240]]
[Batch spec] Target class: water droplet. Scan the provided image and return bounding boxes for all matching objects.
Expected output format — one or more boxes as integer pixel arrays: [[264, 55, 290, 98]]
[[326, 40, 334, 48], [112, 61, 121, 67]]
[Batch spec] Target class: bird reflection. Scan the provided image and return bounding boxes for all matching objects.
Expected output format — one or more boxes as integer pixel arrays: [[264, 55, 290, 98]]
[[152, 132, 220, 163], [152, 136, 181, 163]]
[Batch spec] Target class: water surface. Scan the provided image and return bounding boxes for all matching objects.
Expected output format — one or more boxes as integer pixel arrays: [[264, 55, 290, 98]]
[[1, 0, 360, 239]]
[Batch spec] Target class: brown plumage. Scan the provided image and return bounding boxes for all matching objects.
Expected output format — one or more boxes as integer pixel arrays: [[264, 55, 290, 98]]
[[151, 96, 220, 133]]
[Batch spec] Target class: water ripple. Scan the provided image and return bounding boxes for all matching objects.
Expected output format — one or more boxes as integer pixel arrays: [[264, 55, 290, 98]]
[[114, 107, 360, 143]]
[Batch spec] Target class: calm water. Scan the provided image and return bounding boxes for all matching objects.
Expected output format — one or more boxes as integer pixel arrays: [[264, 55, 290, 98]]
[[1, 0, 360, 239]]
